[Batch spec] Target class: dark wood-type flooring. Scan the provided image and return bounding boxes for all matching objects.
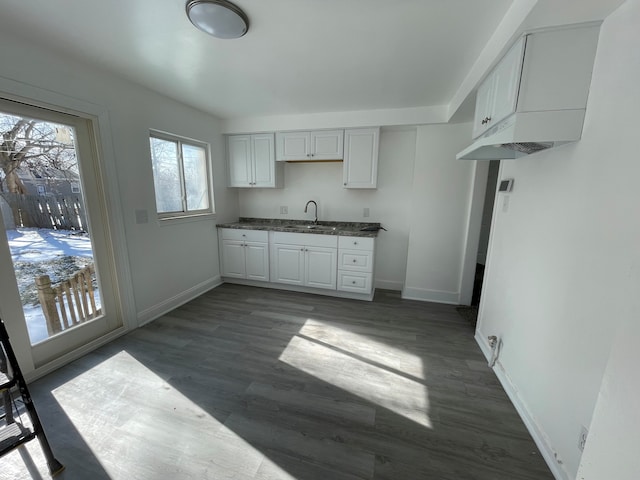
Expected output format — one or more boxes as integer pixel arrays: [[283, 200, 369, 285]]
[[2, 284, 553, 479]]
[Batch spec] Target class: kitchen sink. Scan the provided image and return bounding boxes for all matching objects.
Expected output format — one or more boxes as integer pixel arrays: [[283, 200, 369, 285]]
[[283, 224, 337, 231]]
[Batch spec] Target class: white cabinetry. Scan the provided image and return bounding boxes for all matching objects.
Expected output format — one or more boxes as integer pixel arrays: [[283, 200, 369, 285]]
[[473, 37, 525, 139], [276, 130, 344, 161], [219, 229, 269, 281], [472, 25, 600, 140], [271, 232, 337, 290], [337, 236, 375, 294], [227, 134, 283, 188], [343, 128, 380, 189]]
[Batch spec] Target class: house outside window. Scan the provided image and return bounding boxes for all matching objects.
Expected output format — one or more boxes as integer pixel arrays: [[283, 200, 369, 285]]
[[37, 185, 46, 195], [149, 131, 213, 219]]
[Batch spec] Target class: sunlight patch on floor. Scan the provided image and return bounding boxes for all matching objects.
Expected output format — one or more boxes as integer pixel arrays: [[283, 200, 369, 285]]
[[48, 350, 294, 479], [279, 319, 432, 428]]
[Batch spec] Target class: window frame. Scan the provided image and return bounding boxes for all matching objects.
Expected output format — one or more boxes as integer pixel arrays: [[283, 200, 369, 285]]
[[149, 130, 214, 221]]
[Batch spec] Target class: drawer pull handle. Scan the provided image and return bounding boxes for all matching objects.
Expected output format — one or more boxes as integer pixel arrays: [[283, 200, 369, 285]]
[[353, 241, 358, 245]]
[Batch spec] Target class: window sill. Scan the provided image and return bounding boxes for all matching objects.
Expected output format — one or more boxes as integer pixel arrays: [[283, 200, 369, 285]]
[[158, 212, 216, 226]]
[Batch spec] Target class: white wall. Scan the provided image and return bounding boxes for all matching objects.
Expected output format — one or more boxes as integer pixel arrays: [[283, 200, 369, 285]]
[[403, 123, 475, 304], [238, 128, 417, 290], [0, 29, 237, 374], [476, 2, 640, 478]]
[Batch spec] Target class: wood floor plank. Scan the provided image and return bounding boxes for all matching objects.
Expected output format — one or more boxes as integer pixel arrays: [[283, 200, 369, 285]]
[[2, 284, 553, 479]]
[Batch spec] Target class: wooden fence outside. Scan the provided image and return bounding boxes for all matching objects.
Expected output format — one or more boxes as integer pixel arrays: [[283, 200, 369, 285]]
[[35, 264, 101, 336], [0, 193, 87, 230]]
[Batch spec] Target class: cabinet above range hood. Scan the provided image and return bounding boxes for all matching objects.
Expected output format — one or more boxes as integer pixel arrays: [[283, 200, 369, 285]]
[[457, 23, 600, 161]]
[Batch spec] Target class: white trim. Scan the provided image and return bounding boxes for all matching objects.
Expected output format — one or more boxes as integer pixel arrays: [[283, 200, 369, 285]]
[[458, 161, 489, 306], [25, 326, 128, 383], [374, 279, 404, 291], [401, 287, 459, 304], [222, 105, 448, 134], [137, 276, 223, 326], [222, 278, 375, 302], [475, 331, 570, 480]]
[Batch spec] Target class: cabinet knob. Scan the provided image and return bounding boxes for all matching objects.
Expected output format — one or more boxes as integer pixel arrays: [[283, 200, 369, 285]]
[[343, 183, 347, 186], [353, 241, 358, 245], [352, 259, 357, 263], [352, 281, 356, 284]]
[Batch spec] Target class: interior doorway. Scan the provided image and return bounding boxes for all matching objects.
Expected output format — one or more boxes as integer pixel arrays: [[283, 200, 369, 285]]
[[0, 98, 122, 367], [471, 160, 500, 306]]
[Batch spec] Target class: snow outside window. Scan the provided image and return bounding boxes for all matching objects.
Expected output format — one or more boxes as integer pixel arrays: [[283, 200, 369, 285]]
[[149, 132, 213, 219]]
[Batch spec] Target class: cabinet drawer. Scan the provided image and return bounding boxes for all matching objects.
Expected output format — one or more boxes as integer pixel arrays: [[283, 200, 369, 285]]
[[220, 228, 268, 242], [338, 236, 374, 251], [339, 249, 373, 272], [338, 271, 372, 294]]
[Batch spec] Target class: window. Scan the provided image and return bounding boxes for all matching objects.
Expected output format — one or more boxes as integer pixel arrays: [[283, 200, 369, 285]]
[[149, 132, 212, 218]]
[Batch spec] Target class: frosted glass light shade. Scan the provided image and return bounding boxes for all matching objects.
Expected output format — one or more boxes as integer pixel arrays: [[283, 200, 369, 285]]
[[186, 0, 249, 39]]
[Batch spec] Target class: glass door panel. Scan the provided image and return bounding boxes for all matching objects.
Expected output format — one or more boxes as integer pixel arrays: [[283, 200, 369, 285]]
[[0, 98, 121, 366]]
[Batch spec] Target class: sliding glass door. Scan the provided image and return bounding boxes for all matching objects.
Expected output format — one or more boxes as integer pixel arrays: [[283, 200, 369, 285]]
[[0, 98, 122, 367]]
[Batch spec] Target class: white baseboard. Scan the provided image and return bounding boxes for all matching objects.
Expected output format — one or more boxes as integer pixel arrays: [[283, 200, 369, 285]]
[[474, 331, 570, 480], [401, 286, 459, 304], [137, 276, 223, 326], [221, 278, 374, 301], [374, 279, 403, 291]]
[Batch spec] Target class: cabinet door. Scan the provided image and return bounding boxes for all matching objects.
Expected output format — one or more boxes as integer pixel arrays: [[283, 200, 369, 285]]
[[221, 240, 246, 278], [251, 134, 276, 187], [343, 128, 379, 189], [472, 76, 495, 138], [227, 135, 252, 187], [305, 247, 337, 290], [272, 244, 305, 285], [245, 242, 269, 281], [310, 130, 344, 160], [276, 132, 310, 161], [490, 37, 525, 129]]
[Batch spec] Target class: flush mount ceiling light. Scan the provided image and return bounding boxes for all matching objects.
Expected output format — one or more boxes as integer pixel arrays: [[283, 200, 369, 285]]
[[186, 0, 249, 39]]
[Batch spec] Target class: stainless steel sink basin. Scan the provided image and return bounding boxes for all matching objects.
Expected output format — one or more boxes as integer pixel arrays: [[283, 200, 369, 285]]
[[283, 224, 337, 232]]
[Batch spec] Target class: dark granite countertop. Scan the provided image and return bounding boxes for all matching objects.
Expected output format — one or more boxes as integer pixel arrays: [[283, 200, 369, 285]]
[[216, 217, 382, 237]]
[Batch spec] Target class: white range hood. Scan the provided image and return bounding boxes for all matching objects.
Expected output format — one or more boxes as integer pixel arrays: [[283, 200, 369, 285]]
[[456, 23, 600, 161], [456, 109, 586, 161]]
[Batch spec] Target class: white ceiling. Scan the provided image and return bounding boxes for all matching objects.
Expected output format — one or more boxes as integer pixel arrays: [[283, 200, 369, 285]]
[[0, 0, 515, 120], [0, 0, 625, 126]]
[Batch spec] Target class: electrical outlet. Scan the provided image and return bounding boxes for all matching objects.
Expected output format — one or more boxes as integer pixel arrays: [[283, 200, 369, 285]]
[[279, 206, 288, 214], [363, 207, 370, 218], [578, 425, 588, 451]]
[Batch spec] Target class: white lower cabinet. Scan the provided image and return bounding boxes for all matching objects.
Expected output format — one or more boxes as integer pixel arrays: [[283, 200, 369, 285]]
[[219, 229, 269, 281], [219, 228, 375, 298], [337, 236, 375, 294], [271, 232, 337, 290]]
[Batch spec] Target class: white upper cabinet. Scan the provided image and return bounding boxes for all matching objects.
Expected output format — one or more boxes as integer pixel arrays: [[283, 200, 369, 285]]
[[472, 24, 600, 140], [276, 130, 344, 161], [343, 128, 380, 189], [227, 133, 283, 188], [473, 37, 525, 139]]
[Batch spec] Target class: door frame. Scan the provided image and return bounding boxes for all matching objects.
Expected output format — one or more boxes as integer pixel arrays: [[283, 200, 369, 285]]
[[0, 76, 136, 380], [458, 161, 490, 306]]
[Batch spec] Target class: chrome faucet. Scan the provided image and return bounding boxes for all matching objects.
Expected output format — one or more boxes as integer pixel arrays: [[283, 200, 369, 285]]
[[304, 200, 318, 224]]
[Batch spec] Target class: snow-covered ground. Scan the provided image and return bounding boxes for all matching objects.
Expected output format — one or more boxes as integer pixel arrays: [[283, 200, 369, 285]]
[[6, 228, 99, 344]]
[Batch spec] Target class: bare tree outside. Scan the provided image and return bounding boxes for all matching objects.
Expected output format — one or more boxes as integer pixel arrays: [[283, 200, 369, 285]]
[[0, 113, 78, 194], [0, 111, 99, 344]]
